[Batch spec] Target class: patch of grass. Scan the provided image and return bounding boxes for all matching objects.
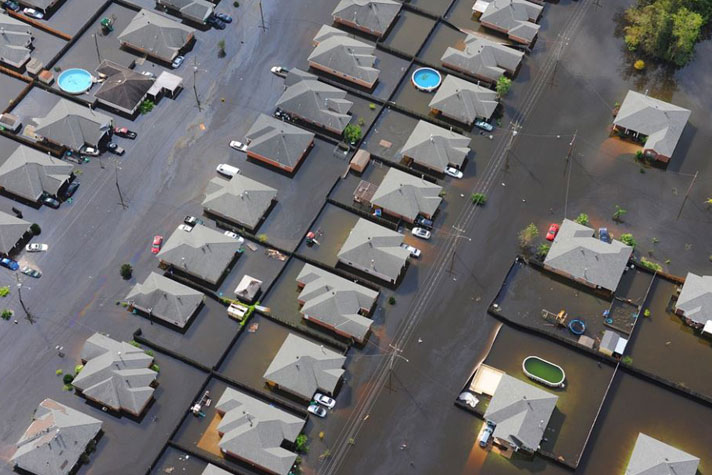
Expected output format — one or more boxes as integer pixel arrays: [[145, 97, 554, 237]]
[[639, 257, 663, 272], [0, 286, 10, 298]]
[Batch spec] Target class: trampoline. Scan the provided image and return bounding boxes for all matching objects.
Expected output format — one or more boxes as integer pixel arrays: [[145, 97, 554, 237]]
[[568, 319, 586, 335]]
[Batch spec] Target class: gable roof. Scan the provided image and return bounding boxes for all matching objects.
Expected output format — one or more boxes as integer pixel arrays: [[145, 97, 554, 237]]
[[429, 75, 499, 123], [95, 61, 154, 114], [276, 69, 353, 133], [118, 9, 195, 62], [400, 120, 471, 172], [264, 333, 346, 399], [484, 374, 558, 452], [0, 12, 34, 69], [480, 0, 542, 44], [72, 333, 157, 415], [202, 175, 277, 230], [371, 167, 442, 220], [0, 210, 30, 255], [544, 219, 633, 292], [337, 218, 410, 282], [245, 114, 315, 170], [613, 90, 691, 158], [309, 25, 380, 87], [625, 433, 699, 475], [216, 388, 305, 475], [34, 99, 113, 151], [156, 224, 242, 285], [297, 263, 377, 341], [12, 398, 102, 475], [441, 35, 524, 82], [157, 0, 214, 23], [125, 272, 204, 328], [201, 465, 233, 475], [676, 273, 712, 325], [0, 145, 74, 201], [332, 0, 401, 36]]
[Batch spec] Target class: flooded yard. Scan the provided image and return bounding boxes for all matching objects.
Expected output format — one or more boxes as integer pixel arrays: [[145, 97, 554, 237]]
[[329, 159, 392, 210], [362, 109, 420, 164], [295, 203, 361, 268], [382, 10, 437, 57], [417, 23, 466, 69], [408, 0, 453, 17], [215, 241, 286, 301]]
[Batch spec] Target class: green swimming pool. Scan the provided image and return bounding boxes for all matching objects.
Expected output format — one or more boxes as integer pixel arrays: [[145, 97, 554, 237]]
[[523, 356, 566, 388]]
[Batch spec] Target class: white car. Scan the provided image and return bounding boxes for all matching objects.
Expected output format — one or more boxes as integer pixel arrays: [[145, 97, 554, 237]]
[[411, 227, 431, 240], [139, 71, 156, 79], [171, 55, 185, 69], [223, 231, 245, 244], [178, 224, 193, 232], [307, 404, 327, 418], [270, 66, 288, 75], [229, 140, 247, 152], [23, 8, 43, 19], [25, 243, 48, 252], [313, 393, 336, 409], [216, 163, 240, 177], [400, 243, 421, 258], [445, 167, 463, 179]]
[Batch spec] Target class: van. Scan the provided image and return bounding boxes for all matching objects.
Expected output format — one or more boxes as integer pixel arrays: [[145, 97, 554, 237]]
[[479, 422, 494, 448]]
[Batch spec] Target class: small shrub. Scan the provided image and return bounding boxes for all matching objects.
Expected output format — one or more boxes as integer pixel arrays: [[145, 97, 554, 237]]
[[651, 237, 659, 244], [574, 213, 589, 226], [536, 243, 550, 259], [621, 355, 633, 365], [319, 449, 332, 461], [665, 259, 671, 264], [74, 364, 84, 374], [62, 374, 74, 384], [319, 431, 325, 440], [347, 437, 355, 445], [518, 223, 539, 249], [144, 349, 154, 357], [150, 364, 160, 372], [120, 263, 133, 280], [643, 309, 651, 317], [620, 233, 636, 248], [129, 340, 141, 348], [471, 193, 487, 206], [257, 233, 268, 243], [79, 453, 90, 464], [369, 103, 376, 110], [639, 167, 645, 174], [640, 257, 663, 272], [633, 59, 645, 70], [612, 205, 627, 222], [30, 223, 41, 235], [233, 1, 239, 6], [217, 39, 226, 58], [139, 99, 155, 114], [388, 296, 396, 305], [344, 124, 362, 144], [1, 309, 12, 320], [53, 66, 61, 72], [63, 384, 73, 391], [0, 287, 9, 297], [295, 434, 309, 453], [358, 117, 365, 126], [55, 369, 63, 376], [496, 76, 512, 97]]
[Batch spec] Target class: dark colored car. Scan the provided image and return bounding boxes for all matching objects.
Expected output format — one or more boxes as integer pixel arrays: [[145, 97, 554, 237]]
[[0, 257, 19, 271], [62, 182, 80, 200], [207, 16, 226, 29], [414, 215, 434, 230], [113, 127, 137, 139], [107, 142, 125, 155], [42, 196, 60, 209], [184, 216, 198, 226], [3, 0, 20, 11], [599, 227, 611, 243], [215, 12, 232, 23]]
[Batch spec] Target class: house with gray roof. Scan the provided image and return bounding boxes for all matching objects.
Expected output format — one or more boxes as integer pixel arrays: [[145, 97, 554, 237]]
[[202, 465, 233, 475], [202, 175, 277, 231], [478, 0, 542, 45], [276, 69, 353, 134], [544, 219, 633, 293], [370, 168, 442, 222], [675, 272, 712, 329], [264, 333, 346, 400], [245, 114, 315, 173], [625, 433, 699, 475], [119, 9, 195, 63], [429, 75, 499, 124], [0, 144, 74, 203], [309, 25, 380, 89], [157, 224, 242, 286], [441, 35, 524, 83], [0, 12, 34, 70], [72, 333, 158, 417], [34, 99, 113, 152], [400, 120, 471, 173], [126, 272, 205, 329], [0, 210, 31, 256], [484, 374, 558, 453], [215, 387, 305, 475], [613, 90, 691, 163], [338, 218, 410, 284], [17, 0, 60, 13], [157, 0, 215, 24], [11, 398, 102, 475], [297, 263, 378, 343], [95, 60, 154, 117], [332, 0, 401, 38]]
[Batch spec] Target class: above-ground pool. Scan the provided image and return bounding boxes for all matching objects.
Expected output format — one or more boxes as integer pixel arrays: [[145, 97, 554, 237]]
[[523, 356, 566, 388], [57, 69, 94, 95], [411, 67, 442, 92]]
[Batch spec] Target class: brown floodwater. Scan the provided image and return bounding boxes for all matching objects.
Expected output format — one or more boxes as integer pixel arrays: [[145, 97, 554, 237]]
[[383, 10, 437, 57]]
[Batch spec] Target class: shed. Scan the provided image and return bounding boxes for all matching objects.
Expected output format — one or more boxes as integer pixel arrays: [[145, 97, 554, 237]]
[[235, 275, 262, 303], [350, 149, 370, 173]]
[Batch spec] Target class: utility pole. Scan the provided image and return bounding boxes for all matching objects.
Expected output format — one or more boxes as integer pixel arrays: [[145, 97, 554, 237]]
[[504, 121, 519, 169], [447, 226, 472, 276], [93, 33, 101, 64], [677, 170, 698, 220], [258, 1, 266, 31], [566, 130, 577, 161], [387, 344, 408, 392], [549, 35, 569, 87], [192, 57, 202, 112], [115, 163, 127, 209], [14, 274, 36, 325]]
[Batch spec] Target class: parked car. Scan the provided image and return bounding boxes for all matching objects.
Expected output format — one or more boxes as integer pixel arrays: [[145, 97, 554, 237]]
[[21, 266, 41, 278], [61, 181, 80, 200], [151, 235, 163, 254], [79, 145, 99, 156], [229, 140, 246, 152], [307, 404, 327, 418], [107, 142, 125, 155], [445, 166, 464, 179], [23, 7, 43, 19], [215, 12, 232, 22], [171, 55, 185, 69], [545, 223, 560, 241], [223, 231, 245, 244], [207, 16, 226, 29], [178, 224, 193, 232], [216, 163, 240, 178], [0, 257, 19, 271], [25, 243, 48, 252], [411, 227, 431, 240], [42, 196, 60, 209], [139, 70, 156, 79], [400, 243, 421, 258], [474, 120, 494, 132], [313, 393, 336, 409], [414, 215, 434, 230], [113, 127, 137, 139], [184, 216, 199, 226], [479, 422, 494, 448], [3, 0, 20, 11], [599, 227, 611, 243], [270, 66, 289, 75]]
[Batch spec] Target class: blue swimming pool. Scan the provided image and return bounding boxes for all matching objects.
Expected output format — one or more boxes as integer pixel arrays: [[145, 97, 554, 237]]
[[58, 69, 93, 95], [411, 67, 442, 92]]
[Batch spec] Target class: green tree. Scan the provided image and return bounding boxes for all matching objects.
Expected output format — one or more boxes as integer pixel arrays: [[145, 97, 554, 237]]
[[496, 76, 512, 97], [139, 99, 155, 114], [63, 374, 74, 385], [30, 223, 41, 235], [120, 263, 133, 280], [295, 434, 309, 453], [536, 243, 551, 259], [471, 193, 487, 205], [344, 124, 362, 144], [518, 223, 539, 249], [574, 213, 589, 226], [612, 205, 627, 222]]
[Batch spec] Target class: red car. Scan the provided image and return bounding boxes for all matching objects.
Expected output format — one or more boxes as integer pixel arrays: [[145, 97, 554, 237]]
[[151, 235, 163, 254], [546, 223, 560, 241]]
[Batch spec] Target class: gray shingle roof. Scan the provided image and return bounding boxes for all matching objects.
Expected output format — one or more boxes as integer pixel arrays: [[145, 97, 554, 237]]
[[309, 25, 379, 87], [484, 374, 558, 452], [157, 224, 242, 285], [297, 263, 378, 342], [34, 99, 113, 151], [400, 120, 471, 172], [332, 0, 401, 36], [441, 35, 523, 82], [429, 75, 499, 123], [202, 175, 277, 230], [73, 333, 157, 416], [371, 167, 442, 221], [264, 333, 346, 400], [245, 114, 314, 170], [0, 144, 74, 201], [12, 398, 102, 475], [157, 0, 214, 23], [337, 218, 410, 283], [613, 90, 691, 159], [0, 210, 30, 255], [126, 272, 204, 328], [676, 272, 712, 325], [95, 61, 154, 115], [625, 433, 699, 475], [201, 465, 233, 475], [480, 0, 542, 44], [544, 219, 633, 293], [215, 388, 305, 475], [276, 69, 353, 133], [118, 9, 195, 62], [0, 12, 34, 69], [17, 0, 59, 10]]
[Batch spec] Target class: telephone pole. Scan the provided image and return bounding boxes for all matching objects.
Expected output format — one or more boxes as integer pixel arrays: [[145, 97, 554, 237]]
[[549, 35, 569, 87], [115, 163, 127, 209], [259, 1, 266, 31], [677, 170, 698, 220], [567, 130, 577, 161], [14, 274, 36, 324], [387, 344, 408, 392], [192, 58, 202, 112]]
